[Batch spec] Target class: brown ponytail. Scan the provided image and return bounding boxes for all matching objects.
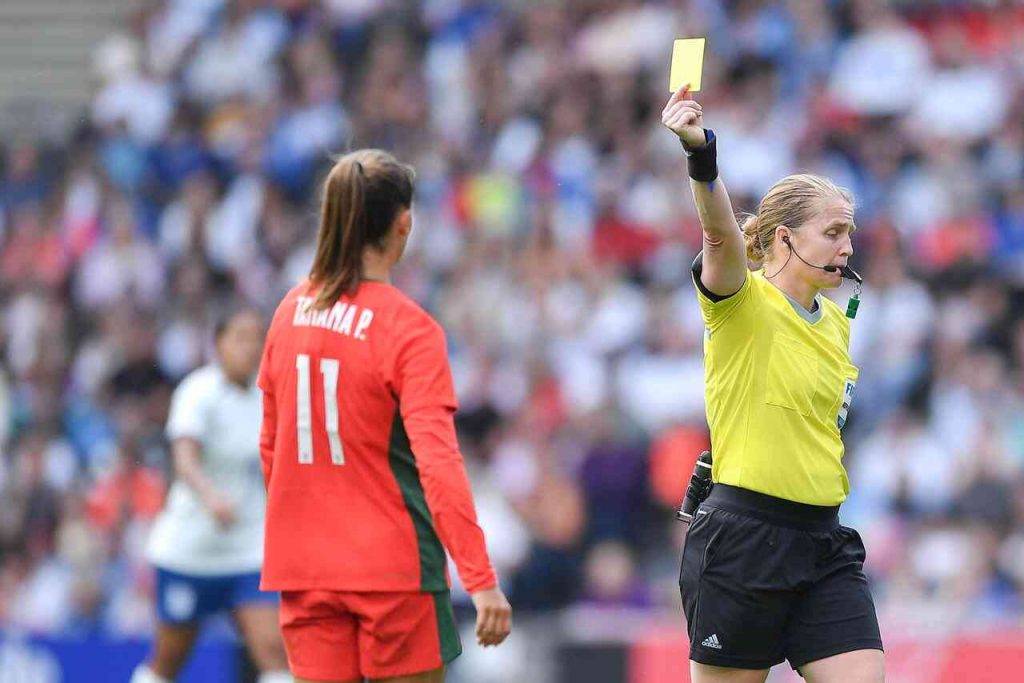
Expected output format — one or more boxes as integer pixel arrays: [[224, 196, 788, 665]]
[[309, 150, 415, 309]]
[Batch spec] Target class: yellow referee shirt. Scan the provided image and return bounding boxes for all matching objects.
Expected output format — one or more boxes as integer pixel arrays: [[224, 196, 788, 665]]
[[692, 254, 859, 506]]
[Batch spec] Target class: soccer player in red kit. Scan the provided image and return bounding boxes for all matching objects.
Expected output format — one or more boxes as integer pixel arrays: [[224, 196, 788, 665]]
[[257, 149, 512, 683]]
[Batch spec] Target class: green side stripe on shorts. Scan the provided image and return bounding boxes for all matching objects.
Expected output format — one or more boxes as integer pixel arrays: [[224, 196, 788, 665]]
[[432, 591, 463, 664], [388, 408, 447, 592]]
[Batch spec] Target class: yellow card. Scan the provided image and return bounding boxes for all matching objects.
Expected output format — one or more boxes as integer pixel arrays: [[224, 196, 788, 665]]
[[669, 38, 706, 93]]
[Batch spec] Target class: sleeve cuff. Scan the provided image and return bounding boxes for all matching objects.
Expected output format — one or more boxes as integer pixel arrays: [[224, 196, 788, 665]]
[[465, 574, 499, 594], [691, 251, 740, 303]]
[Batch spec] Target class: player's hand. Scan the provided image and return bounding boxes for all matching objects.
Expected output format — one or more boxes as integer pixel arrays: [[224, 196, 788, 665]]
[[662, 84, 706, 148], [470, 586, 512, 647], [205, 493, 238, 528]]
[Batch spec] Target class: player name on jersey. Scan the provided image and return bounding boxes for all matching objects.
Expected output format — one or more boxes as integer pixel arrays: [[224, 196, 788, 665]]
[[293, 296, 375, 340]]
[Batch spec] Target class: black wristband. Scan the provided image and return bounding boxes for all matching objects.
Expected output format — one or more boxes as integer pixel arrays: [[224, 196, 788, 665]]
[[680, 128, 718, 183]]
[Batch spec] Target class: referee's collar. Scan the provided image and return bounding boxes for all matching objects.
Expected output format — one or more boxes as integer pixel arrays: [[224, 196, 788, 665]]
[[778, 288, 823, 324]]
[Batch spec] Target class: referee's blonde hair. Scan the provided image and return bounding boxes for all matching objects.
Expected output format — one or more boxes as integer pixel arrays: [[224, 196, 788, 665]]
[[740, 174, 854, 263]]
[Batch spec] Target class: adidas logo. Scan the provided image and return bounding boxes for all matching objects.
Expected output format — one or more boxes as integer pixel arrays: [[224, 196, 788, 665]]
[[701, 634, 722, 649]]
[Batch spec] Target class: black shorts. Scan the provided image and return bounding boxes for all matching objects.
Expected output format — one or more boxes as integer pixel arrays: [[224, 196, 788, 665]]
[[679, 484, 883, 672]]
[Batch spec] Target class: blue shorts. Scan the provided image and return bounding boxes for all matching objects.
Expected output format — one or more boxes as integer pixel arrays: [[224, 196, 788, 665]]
[[155, 567, 278, 625]]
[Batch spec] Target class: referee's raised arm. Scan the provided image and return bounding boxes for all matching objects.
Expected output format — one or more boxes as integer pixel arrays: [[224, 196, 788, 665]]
[[662, 85, 746, 299]]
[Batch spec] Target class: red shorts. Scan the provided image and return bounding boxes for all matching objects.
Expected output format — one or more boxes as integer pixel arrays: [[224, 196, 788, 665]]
[[279, 589, 462, 680]]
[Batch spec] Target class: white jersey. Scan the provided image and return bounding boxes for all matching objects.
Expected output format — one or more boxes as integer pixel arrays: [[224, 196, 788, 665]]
[[147, 364, 265, 575]]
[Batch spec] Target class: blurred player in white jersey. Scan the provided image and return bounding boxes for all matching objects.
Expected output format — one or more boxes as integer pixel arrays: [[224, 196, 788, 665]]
[[131, 307, 289, 683]]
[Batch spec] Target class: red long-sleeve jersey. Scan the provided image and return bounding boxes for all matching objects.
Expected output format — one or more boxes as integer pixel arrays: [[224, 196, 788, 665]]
[[257, 280, 497, 594]]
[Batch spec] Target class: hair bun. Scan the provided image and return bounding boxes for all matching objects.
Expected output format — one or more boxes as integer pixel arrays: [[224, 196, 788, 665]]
[[739, 213, 764, 262]]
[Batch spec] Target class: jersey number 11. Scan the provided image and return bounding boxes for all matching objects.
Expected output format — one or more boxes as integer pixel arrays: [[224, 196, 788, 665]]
[[296, 354, 345, 465]]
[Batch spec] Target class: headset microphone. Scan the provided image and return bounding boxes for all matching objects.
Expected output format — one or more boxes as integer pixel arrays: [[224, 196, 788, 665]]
[[782, 235, 833, 273], [780, 236, 863, 319]]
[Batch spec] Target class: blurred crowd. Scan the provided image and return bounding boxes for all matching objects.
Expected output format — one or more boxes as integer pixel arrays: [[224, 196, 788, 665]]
[[2, 0, 1024, 640]]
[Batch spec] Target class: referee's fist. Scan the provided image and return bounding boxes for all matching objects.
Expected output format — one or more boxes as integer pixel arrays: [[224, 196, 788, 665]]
[[662, 84, 706, 147], [470, 586, 512, 647]]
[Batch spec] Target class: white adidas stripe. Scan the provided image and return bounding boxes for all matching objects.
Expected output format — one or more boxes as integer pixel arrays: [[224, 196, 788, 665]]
[[701, 634, 722, 649]]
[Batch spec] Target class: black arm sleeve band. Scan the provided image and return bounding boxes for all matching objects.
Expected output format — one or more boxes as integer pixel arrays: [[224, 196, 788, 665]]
[[680, 129, 718, 183], [692, 251, 735, 303]]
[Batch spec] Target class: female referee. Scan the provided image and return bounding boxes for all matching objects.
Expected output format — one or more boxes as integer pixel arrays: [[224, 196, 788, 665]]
[[663, 85, 884, 683], [257, 149, 511, 683], [132, 307, 290, 683]]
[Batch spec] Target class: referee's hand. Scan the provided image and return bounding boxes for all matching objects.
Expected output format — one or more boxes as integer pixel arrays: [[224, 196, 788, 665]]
[[470, 586, 512, 647], [662, 84, 705, 147]]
